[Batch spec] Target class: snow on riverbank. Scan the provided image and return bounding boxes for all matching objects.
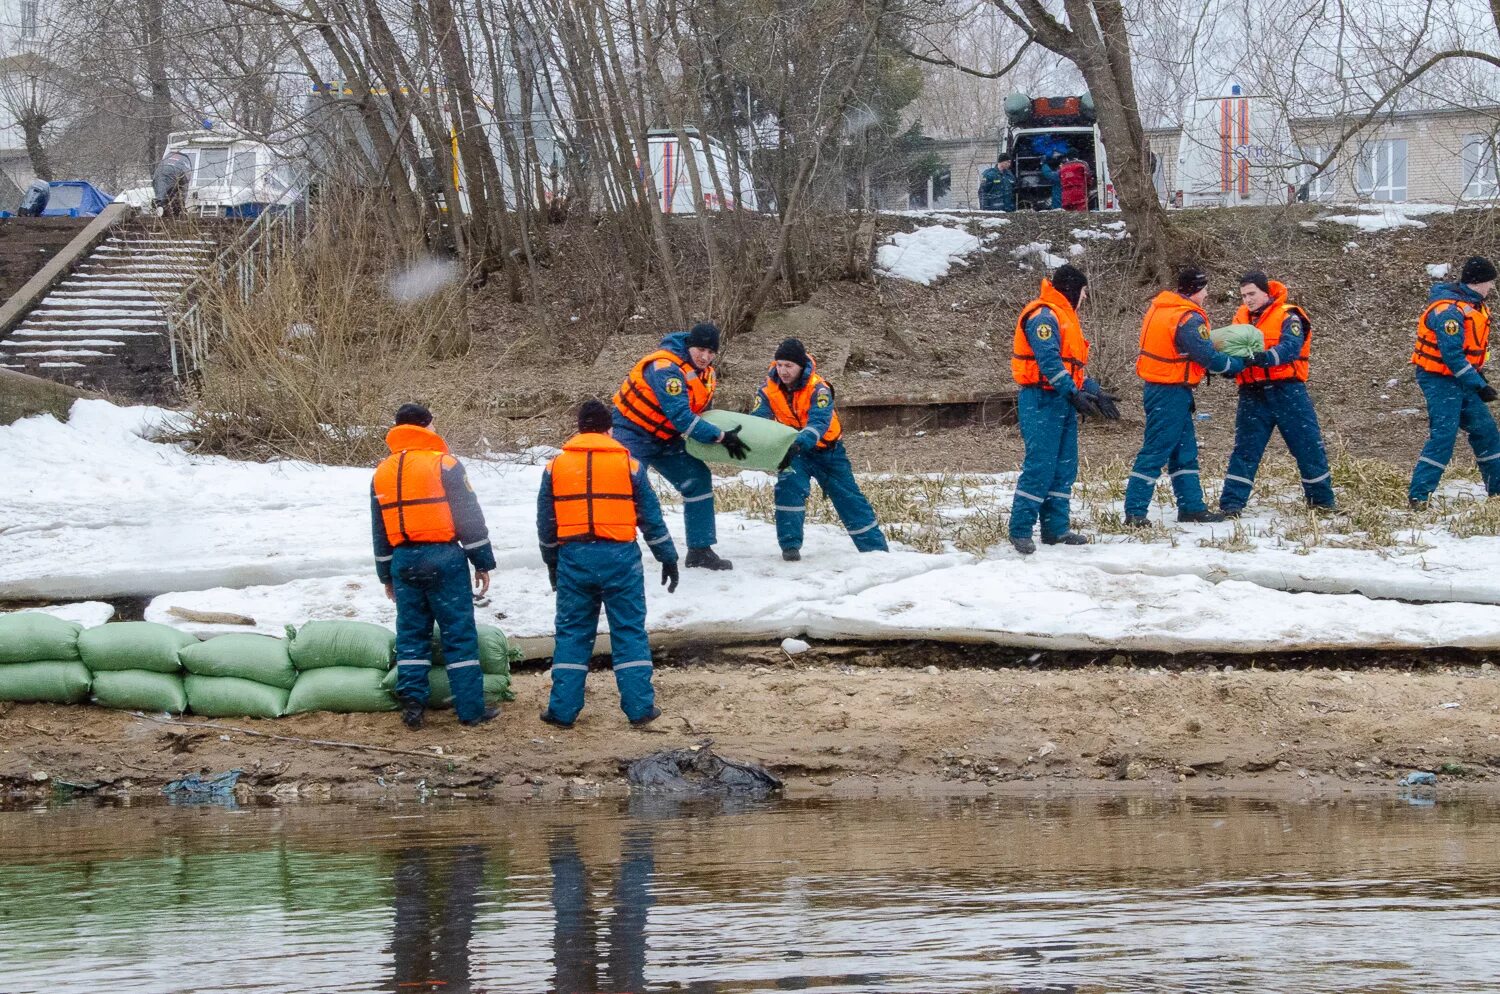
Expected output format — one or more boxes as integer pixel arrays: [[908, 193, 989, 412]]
[[874, 225, 985, 285], [9, 400, 1500, 653]]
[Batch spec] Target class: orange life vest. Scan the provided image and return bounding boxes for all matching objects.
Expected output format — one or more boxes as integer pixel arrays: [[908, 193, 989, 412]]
[[1137, 291, 1211, 386], [762, 361, 842, 449], [1012, 280, 1090, 390], [549, 432, 639, 543], [1411, 296, 1490, 375], [613, 348, 716, 440], [372, 424, 459, 546], [1235, 281, 1312, 385]]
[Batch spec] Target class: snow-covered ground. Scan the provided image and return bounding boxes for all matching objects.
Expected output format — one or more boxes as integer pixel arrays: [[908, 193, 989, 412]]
[[8, 400, 1500, 654]]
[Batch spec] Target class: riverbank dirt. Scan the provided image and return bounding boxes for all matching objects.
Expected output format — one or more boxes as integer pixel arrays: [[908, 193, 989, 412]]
[[3, 645, 1497, 801]]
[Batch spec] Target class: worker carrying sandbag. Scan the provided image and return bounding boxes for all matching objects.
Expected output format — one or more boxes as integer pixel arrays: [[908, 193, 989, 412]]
[[1218, 272, 1335, 516], [371, 403, 498, 730], [612, 322, 745, 571], [1008, 265, 1119, 555], [750, 338, 887, 560], [1408, 256, 1500, 508], [537, 400, 678, 729]]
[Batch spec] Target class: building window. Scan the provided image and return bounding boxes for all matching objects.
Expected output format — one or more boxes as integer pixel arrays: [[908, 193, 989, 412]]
[[1356, 139, 1408, 202], [1298, 146, 1337, 201], [20, 0, 37, 37], [1463, 133, 1500, 200]]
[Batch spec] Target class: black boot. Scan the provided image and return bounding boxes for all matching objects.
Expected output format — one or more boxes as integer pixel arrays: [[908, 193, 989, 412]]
[[459, 705, 500, 727], [782, 548, 801, 562], [685, 547, 733, 570], [1042, 532, 1089, 546], [1177, 509, 1227, 524], [1010, 536, 1036, 555], [540, 709, 574, 729], [1122, 515, 1152, 529], [629, 706, 662, 727], [400, 699, 425, 731]]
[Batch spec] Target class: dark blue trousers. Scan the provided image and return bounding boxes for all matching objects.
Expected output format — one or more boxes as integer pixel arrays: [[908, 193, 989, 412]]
[[775, 441, 887, 552], [1410, 369, 1500, 501], [391, 542, 484, 723], [1125, 384, 1207, 518], [547, 541, 655, 724], [1220, 381, 1334, 511], [1009, 387, 1079, 540]]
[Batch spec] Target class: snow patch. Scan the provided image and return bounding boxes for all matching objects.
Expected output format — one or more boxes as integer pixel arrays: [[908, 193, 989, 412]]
[[875, 226, 983, 285], [1427, 263, 1451, 279], [1011, 241, 1067, 269], [3, 601, 115, 627]]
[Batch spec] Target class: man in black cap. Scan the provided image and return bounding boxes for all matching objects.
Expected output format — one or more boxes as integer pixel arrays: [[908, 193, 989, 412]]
[[1124, 265, 1246, 526], [1409, 255, 1500, 506], [1007, 264, 1119, 554], [611, 322, 747, 570], [749, 338, 887, 560]]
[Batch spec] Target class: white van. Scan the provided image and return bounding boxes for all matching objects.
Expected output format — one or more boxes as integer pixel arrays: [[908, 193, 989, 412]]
[[1003, 123, 1115, 211], [637, 129, 760, 214]]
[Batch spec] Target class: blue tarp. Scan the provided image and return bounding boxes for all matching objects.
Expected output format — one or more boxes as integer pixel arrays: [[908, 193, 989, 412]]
[[40, 181, 114, 217]]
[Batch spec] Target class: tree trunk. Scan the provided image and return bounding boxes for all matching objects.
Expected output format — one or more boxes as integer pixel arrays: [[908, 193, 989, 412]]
[[20, 115, 52, 181], [138, 0, 172, 170]]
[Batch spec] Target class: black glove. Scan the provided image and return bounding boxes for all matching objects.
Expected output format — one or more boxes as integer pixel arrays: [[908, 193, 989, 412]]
[[1480, 385, 1499, 403], [1093, 390, 1121, 421], [720, 426, 750, 460], [661, 561, 679, 593], [1067, 391, 1102, 419], [778, 438, 807, 471], [547, 563, 557, 591], [1249, 350, 1276, 368]]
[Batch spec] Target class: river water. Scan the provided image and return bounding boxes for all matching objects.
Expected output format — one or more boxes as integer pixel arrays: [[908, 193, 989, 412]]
[[1, 793, 1497, 993]]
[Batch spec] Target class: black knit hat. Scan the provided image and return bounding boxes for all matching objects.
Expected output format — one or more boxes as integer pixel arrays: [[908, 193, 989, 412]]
[[774, 338, 810, 369], [1462, 256, 1498, 285], [686, 321, 721, 352], [1239, 270, 1270, 294], [1050, 264, 1089, 308], [577, 398, 612, 433], [1177, 265, 1210, 295], [394, 403, 432, 427]]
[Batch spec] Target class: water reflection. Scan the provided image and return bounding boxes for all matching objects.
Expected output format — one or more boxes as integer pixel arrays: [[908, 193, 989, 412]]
[[389, 845, 485, 994], [549, 828, 653, 994]]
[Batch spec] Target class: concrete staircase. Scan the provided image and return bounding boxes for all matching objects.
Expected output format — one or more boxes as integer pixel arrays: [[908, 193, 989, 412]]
[[0, 230, 217, 401]]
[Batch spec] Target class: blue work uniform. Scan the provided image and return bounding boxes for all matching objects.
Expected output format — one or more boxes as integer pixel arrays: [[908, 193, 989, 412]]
[[1040, 160, 1063, 209], [1409, 282, 1500, 501], [1009, 302, 1103, 541], [749, 365, 887, 554], [612, 332, 725, 550], [371, 427, 496, 724], [979, 166, 1016, 211], [1220, 308, 1334, 513], [1124, 308, 1246, 518], [537, 439, 677, 724]]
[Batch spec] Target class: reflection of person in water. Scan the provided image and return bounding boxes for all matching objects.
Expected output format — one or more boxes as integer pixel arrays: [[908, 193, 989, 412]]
[[388, 845, 486, 994], [549, 828, 654, 994]]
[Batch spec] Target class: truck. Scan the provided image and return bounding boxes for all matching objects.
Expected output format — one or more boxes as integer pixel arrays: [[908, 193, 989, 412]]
[[1001, 93, 1115, 211]]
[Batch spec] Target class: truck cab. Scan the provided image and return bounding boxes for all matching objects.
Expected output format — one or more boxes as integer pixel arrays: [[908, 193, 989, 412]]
[[1001, 94, 1113, 211]]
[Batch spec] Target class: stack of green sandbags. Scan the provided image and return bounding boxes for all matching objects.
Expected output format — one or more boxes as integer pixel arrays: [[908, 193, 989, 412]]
[[380, 623, 519, 707], [284, 620, 398, 714], [179, 633, 297, 718], [79, 621, 197, 713], [0, 612, 92, 703]]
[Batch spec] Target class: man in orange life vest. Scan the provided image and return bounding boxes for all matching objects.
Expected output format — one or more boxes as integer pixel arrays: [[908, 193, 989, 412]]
[[1218, 271, 1334, 516], [749, 338, 887, 560], [1008, 265, 1120, 555], [371, 403, 498, 730], [1409, 255, 1500, 506], [537, 400, 678, 728], [1123, 266, 1247, 525], [613, 322, 746, 571]]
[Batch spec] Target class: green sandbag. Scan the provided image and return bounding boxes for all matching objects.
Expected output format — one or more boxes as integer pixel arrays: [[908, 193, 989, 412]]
[[432, 623, 520, 676], [0, 613, 82, 664], [1209, 323, 1266, 358], [184, 675, 289, 718], [381, 666, 514, 708], [286, 666, 397, 714], [91, 669, 187, 713], [178, 634, 297, 689], [286, 620, 395, 671], [78, 621, 196, 673], [0, 660, 91, 703], [684, 410, 799, 471]]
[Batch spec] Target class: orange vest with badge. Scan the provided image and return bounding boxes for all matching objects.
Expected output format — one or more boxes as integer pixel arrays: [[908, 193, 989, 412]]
[[373, 424, 459, 546], [613, 348, 716, 440], [1137, 291, 1211, 386], [549, 433, 639, 542], [1012, 279, 1090, 389], [763, 361, 842, 449], [1412, 297, 1490, 375], [1235, 281, 1312, 385]]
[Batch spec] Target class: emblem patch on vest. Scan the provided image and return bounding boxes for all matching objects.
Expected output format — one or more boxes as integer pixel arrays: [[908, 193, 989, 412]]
[[1445, 319, 1462, 336], [1035, 326, 1053, 340], [815, 392, 831, 408], [1199, 327, 1211, 340], [665, 378, 684, 395]]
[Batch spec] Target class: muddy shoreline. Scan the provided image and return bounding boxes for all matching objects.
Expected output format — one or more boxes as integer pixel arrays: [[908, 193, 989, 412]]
[[2, 641, 1496, 803]]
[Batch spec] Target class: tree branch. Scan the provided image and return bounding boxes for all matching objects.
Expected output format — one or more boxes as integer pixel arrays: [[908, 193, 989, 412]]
[[898, 35, 1034, 80]]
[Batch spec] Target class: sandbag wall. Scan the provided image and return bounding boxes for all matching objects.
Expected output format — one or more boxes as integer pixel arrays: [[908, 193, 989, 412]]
[[0, 613, 518, 718]]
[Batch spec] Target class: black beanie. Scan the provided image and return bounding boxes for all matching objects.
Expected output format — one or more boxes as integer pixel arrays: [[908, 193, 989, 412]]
[[577, 398, 612, 433], [1462, 256, 1498, 285], [1177, 266, 1209, 295], [686, 321, 721, 352], [1239, 270, 1270, 294], [1050, 264, 1088, 308], [394, 403, 432, 427], [774, 338, 810, 369]]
